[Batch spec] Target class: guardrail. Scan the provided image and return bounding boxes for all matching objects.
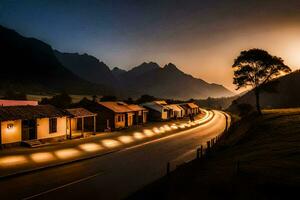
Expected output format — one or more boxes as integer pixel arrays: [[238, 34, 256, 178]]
[[166, 111, 230, 175]]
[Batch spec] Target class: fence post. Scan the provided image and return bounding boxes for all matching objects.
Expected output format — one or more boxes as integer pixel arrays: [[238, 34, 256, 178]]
[[200, 145, 203, 158], [207, 141, 211, 153], [196, 147, 200, 159], [167, 162, 171, 175], [236, 160, 240, 175]]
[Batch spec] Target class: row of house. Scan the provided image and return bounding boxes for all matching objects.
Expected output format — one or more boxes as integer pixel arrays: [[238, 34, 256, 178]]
[[0, 99, 199, 147], [142, 101, 200, 121]]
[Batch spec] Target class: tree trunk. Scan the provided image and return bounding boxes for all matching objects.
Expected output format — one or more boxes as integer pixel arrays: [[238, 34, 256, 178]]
[[255, 88, 262, 115]]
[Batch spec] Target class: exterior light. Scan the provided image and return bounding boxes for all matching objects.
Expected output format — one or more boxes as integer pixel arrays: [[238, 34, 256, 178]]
[[7, 123, 14, 129]]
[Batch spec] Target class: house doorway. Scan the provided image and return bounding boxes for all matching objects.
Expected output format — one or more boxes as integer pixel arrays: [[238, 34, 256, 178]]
[[77, 118, 83, 131], [22, 119, 37, 140]]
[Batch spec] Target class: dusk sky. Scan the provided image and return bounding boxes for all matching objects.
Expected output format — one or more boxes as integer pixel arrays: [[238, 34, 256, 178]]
[[1, 0, 300, 91]]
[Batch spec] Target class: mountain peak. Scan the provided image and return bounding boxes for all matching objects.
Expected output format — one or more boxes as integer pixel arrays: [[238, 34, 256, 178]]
[[112, 67, 127, 77], [138, 62, 160, 69], [126, 62, 160, 77], [164, 63, 178, 70], [163, 63, 183, 74]]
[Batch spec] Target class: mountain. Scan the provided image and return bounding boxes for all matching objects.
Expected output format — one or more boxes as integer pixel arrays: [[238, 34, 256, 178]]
[[117, 62, 233, 99], [0, 25, 111, 95], [54, 51, 117, 87], [227, 70, 300, 112], [0, 25, 232, 99], [122, 62, 160, 79], [112, 67, 127, 79]]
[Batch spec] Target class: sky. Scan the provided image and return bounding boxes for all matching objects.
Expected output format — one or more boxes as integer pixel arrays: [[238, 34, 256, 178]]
[[1, 0, 300, 92]]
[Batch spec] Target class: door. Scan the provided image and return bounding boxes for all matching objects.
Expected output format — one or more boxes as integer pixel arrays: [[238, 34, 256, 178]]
[[77, 118, 83, 131], [22, 119, 37, 140]]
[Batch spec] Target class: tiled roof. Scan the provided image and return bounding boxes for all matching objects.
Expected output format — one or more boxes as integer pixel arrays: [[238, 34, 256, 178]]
[[0, 100, 38, 106], [98, 102, 134, 113], [66, 108, 97, 118], [126, 104, 147, 112], [166, 104, 182, 112], [0, 105, 69, 121], [154, 100, 168, 105], [187, 103, 199, 109]]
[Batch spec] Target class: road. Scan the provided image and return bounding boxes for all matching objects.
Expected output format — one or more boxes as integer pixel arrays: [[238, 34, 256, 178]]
[[0, 110, 228, 200]]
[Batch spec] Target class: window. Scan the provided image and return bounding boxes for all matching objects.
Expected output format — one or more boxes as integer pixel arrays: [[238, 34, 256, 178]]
[[118, 115, 121, 122], [49, 118, 57, 133]]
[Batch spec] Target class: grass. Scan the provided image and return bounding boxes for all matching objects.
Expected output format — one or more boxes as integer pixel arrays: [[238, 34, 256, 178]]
[[128, 108, 300, 200]]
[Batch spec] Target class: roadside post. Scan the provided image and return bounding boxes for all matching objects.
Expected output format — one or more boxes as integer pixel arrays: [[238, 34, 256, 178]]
[[167, 162, 171, 175], [196, 147, 200, 159]]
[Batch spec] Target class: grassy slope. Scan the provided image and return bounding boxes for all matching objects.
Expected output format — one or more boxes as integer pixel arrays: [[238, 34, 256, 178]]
[[128, 108, 300, 200]]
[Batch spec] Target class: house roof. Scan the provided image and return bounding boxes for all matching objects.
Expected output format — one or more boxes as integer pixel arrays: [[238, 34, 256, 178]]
[[98, 102, 134, 113], [0, 100, 38, 106], [179, 104, 190, 110], [166, 104, 182, 112], [187, 103, 199, 109], [126, 104, 147, 112], [154, 100, 168, 105], [66, 108, 97, 118], [176, 105, 186, 111], [0, 105, 69, 121], [143, 101, 170, 112]]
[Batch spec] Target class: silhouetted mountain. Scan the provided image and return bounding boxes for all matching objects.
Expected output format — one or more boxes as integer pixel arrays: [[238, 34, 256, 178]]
[[54, 51, 117, 87], [0, 25, 111, 95], [123, 62, 160, 79], [227, 70, 300, 112], [112, 67, 127, 79], [117, 62, 233, 99]]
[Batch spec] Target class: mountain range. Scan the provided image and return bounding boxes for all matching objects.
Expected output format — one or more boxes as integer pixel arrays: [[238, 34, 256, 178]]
[[0, 25, 233, 99], [0, 25, 110, 95]]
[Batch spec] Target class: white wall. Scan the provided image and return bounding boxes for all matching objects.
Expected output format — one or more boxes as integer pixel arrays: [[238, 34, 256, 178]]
[[37, 117, 67, 139], [161, 110, 168, 120]]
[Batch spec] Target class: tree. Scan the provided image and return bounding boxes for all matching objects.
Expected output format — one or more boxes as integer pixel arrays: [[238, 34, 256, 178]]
[[40, 92, 72, 108], [136, 94, 156, 104], [232, 49, 291, 114], [100, 95, 117, 102], [2, 89, 27, 100]]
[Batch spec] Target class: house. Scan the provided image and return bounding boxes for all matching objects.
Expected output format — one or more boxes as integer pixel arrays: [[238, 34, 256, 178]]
[[176, 105, 186, 117], [96, 101, 135, 131], [66, 108, 97, 138], [167, 104, 184, 118], [142, 101, 172, 121], [187, 103, 200, 115], [179, 103, 192, 116], [0, 105, 69, 147], [125, 104, 148, 125]]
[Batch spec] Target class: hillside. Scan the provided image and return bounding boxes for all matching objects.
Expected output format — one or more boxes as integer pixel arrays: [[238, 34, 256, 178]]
[[54, 51, 117, 88], [117, 63, 233, 99], [0, 25, 111, 95], [228, 70, 300, 112], [196, 95, 240, 110], [129, 109, 300, 199]]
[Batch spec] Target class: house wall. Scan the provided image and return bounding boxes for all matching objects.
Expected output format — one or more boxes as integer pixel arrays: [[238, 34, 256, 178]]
[[161, 109, 168, 120], [143, 111, 147, 123], [1, 120, 22, 144], [115, 113, 126, 129], [37, 117, 67, 140]]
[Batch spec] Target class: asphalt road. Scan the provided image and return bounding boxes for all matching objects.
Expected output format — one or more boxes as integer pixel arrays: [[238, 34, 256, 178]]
[[0, 110, 228, 200]]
